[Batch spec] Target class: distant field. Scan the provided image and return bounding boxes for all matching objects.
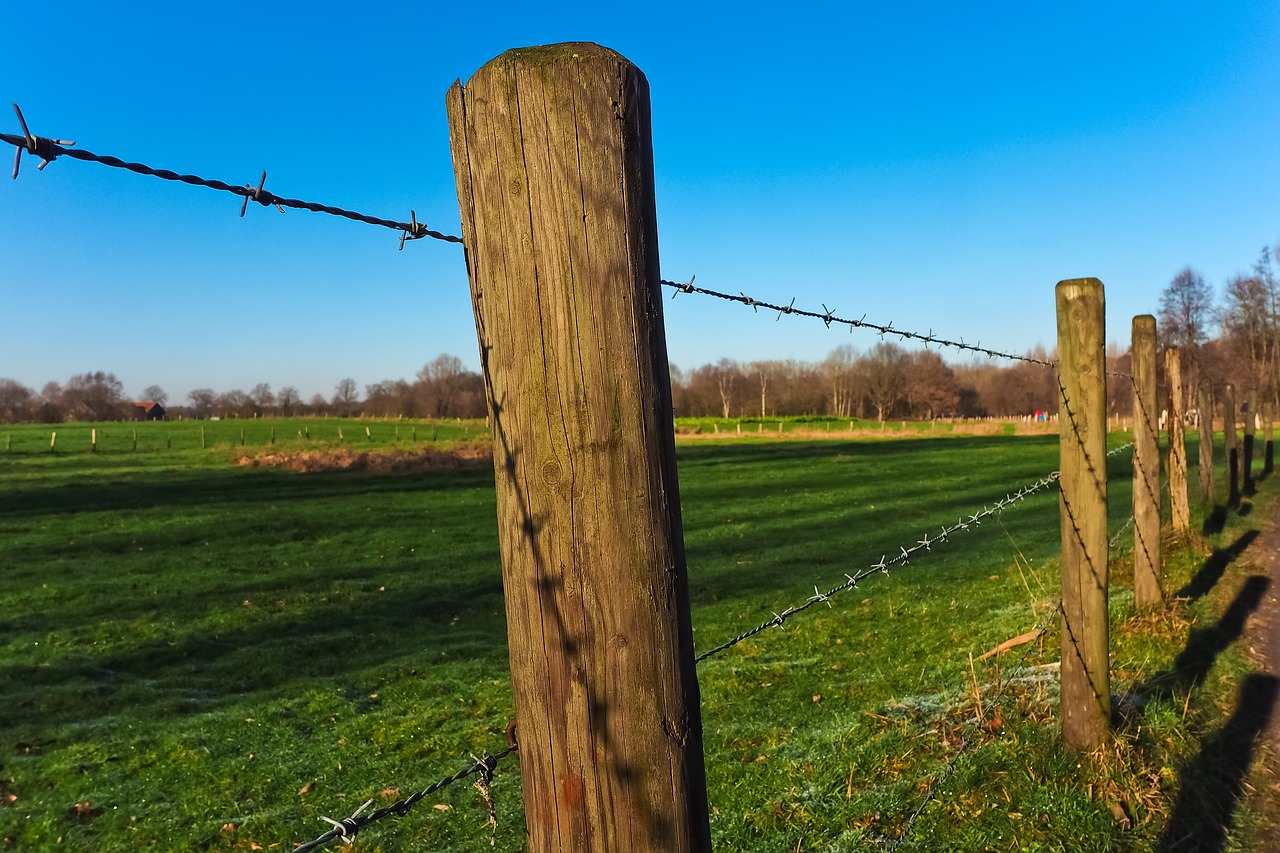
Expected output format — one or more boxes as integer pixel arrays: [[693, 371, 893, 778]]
[[0, 424, 1271, 851], [0, 414, 1057, 456]]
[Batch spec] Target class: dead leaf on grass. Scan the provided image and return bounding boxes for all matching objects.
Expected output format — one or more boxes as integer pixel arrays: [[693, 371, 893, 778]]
[[65, 801, 104, 823], [298, 782, 313, 795]]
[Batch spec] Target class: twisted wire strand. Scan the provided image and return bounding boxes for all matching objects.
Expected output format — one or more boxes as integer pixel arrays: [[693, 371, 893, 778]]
[[661, 278, 1056, 367], [290, 746, 515, 852], [2, 109, 462, 246]]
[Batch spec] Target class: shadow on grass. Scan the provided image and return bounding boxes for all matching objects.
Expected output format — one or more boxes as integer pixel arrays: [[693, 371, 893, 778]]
[[1203, 506, 1229, 536], [1157, 674, 1280, 853], [1, 572, 510, 734], [1119, 575, 1268, 724], [1176, 531, 1260, 601]]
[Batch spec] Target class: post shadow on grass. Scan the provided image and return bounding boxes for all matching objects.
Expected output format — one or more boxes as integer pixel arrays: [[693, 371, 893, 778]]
[[1157, 674, 1280, 853], [1176, 530, 1260, 601], [1116, 575, 1268, 726], [1202, 504, 1229, 535]]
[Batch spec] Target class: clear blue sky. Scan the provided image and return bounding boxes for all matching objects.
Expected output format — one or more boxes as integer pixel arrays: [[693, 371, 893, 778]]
[[4, 2, 1278, 403]]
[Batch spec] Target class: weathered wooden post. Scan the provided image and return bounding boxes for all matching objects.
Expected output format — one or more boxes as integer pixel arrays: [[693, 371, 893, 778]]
[[1056, 278, 1110, 750], [1224, 383, 1239, 505], [1265, 400, 1275, 474], [1131, 316, 1162, 608], [1197, 381, 1215, 505], [1165, 347, 1190, 536], [1244, 389, 1257, 494], [91, 428, 97, 453], [447, 43, 711, 852]]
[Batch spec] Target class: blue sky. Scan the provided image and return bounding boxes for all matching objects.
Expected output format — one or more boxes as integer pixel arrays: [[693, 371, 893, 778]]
[[4, 2, 1278, 402]]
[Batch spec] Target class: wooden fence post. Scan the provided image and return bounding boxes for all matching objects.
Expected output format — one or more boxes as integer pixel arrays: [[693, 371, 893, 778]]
[[1056, 278, 1110, 750], [447, 43, 711, 853], [1265, 400, 1274, 474], [1131, 316, 1162, 608], [1224, 383, 1239, 505], [1165, 347, 1190, 536], [1244, 389, 1257, 494], [1197, 381, 1215, 505]]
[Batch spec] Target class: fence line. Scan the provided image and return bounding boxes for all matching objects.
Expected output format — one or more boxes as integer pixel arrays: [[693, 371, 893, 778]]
[[4, 78, 1215, 851], [3, 103, 461, 248], [696, 442, 1132, 665]]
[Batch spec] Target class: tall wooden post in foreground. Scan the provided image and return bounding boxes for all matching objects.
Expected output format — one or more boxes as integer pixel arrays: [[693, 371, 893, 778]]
[[1165, 347, 1190, 536], [1224, 384, 1239, 505], [1131, 316, 1162, 608], [1198, 381, 1215, 505], [446, 44, 711, 853], [1057, 278, 1110, 750]]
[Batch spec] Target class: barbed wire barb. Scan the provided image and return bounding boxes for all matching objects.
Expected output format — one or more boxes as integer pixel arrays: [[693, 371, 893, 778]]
[[2, 104, 463, 246], [659, 278, 1055, 367], [290, 745, 515, 852]]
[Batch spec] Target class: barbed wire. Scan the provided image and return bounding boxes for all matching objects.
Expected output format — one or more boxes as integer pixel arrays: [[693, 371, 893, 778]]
[[290, 745, 516, 852], [661, 277, 1056, 367], [696, 441, 1132, 666], [3, 104, 462, 249]]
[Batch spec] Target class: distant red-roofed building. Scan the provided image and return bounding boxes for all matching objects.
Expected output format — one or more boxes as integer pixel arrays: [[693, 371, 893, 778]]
[[132, 401, 167, 421]]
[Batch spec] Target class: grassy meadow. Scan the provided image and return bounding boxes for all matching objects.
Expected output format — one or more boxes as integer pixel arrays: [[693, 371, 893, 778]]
[[0, 418, 1274, 851]]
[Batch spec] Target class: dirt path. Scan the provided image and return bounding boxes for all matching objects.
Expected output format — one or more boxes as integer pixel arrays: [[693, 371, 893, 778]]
[[1239, 497, 1280, 844]]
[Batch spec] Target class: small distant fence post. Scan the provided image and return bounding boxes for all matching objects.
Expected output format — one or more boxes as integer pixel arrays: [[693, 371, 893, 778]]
[[1244, 389, 1257, 494], [447, 43, 712, 853], [1164, 347, 1190, 536], [1224, 383, 1239, 505], [1056, 278, 1110, 750], [1197, 381, 1215, 505], [1131, 316, 1162, 608]]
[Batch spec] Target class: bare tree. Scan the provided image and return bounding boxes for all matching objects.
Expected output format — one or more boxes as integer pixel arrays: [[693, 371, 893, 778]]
[[250, 383, 275, 416], [823, 345, 859, 417], [333, 378, 359, 416], [63, 372, 126, 421], [142, 385, 168, 407], [0, 379, 34, 423], [277, 386, 300, 416], [219, 389, 250, 418], [904, 351, 959, 419], [1159, 266, 1216, 394], [1221, 248, 1280, 405], [187, 388, 216, 419], [416, 355, 467, 417], [859, 343, 909, 422]]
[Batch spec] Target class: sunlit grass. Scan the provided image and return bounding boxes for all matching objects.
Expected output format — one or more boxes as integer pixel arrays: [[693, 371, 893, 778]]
[[0, 425, 1273, 851]]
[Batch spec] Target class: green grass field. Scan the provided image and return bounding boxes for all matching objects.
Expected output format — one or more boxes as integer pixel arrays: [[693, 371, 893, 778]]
[[0, 419, 1273, 851]]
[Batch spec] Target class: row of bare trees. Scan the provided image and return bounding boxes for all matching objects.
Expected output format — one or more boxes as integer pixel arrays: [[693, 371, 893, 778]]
[[1159, 248, 1280, 407], [0, 355, 488, 424], [5, 248, 1274, 426], [671, 343, 1063, 421]]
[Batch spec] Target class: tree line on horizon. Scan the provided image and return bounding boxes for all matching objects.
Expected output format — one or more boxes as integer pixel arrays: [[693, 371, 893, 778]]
[[2, 246, 1275, 426]]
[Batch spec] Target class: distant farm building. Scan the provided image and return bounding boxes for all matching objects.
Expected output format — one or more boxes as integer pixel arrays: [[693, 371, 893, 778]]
[[133, 401, 166, 421]]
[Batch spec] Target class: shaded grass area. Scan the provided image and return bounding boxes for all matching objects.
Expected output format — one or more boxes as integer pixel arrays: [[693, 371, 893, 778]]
[[0, 431, 1273, 851]]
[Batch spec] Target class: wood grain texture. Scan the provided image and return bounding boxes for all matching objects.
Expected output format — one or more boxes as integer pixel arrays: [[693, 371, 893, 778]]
[[1165, 348, 1190, 536], [1131, 316, 1162, 608], [1056, 278, 1110, 751], [446, 43, 711, 853], [1197, 381, 1215, 505]]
